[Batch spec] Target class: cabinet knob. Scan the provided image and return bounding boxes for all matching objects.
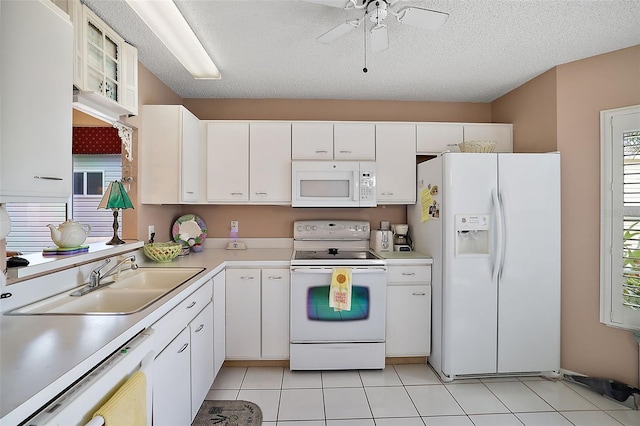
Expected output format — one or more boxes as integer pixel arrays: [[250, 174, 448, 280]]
[[195, 324, 205, 333], [186, 301, 197, 309], [177, 343, 189, 353]]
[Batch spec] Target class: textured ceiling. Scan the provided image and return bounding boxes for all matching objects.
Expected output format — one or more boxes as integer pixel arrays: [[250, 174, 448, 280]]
[[82, 0, 640, 103]]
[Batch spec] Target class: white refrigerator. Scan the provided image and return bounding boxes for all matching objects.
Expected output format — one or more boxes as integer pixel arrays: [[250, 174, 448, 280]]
[[408, 152, 561, 381]]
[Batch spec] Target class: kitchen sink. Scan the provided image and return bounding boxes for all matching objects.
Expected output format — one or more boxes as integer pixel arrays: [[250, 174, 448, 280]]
[[6, 267, 204, 315]]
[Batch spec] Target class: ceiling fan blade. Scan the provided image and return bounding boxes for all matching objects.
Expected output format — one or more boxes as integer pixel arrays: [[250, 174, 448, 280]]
[[317, 20, 360, 44], [396, 7, 449, 31], [369, 24, 389, 52], [300, 0, 353, 9]]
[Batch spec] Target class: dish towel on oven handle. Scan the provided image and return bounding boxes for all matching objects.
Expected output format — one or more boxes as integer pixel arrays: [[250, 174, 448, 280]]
[[91, 370, 147, 426], [329, 267, 352, 311]]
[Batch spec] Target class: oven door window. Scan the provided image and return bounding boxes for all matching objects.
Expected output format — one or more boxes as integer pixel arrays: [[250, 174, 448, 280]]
[[307, 285, 370, 321]]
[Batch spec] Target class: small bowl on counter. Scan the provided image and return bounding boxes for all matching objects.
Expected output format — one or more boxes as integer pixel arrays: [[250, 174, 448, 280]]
[[143, 242, 182, 263]]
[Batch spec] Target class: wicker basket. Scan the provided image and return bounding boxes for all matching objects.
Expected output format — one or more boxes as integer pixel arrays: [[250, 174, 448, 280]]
[[458, 140, 496, 153], [143, 242, 182, 263]]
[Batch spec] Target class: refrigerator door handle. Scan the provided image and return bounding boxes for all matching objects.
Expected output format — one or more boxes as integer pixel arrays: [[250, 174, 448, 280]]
[[498, 189, 507, 280], [492, 188, 504, 282]]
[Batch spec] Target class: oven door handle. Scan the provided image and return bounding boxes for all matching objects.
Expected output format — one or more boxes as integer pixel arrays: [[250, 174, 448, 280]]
[[291, 267, 386, 274]]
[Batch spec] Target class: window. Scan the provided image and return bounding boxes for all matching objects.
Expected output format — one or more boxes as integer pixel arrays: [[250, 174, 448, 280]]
[[73, 171, 104, 196], [601, 105, 640, 331]]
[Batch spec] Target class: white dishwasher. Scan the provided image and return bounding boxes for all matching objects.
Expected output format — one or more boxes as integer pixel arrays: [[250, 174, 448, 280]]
[[25, 328, 154, 426]]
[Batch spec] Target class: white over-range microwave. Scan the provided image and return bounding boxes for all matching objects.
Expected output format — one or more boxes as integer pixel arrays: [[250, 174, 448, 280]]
[[291, 161, 377, 207]]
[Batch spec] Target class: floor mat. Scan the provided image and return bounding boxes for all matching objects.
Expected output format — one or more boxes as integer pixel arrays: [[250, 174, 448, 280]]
[[192, 400, 262, 425]]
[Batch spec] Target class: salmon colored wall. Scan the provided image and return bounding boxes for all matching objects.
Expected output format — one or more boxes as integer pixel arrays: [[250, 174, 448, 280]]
[[491, 68, 558, 153], [121, 64, 183, 243], [556, 45, 640, 387], [490, 45, 640, 387]]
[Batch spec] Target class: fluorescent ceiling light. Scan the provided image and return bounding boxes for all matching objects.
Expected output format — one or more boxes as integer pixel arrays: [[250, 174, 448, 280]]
[[125, 0, 221, 79]]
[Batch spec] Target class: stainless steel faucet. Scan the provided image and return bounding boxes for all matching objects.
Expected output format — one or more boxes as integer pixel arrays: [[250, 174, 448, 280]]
[[71, 255, 138, 297]]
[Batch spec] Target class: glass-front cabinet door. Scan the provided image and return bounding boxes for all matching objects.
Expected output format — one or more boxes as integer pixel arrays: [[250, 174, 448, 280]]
[[85, 10, 120, 103]]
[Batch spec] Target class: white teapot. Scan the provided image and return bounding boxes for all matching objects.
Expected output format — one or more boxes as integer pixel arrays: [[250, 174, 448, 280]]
[[47, 220, 91, 248]]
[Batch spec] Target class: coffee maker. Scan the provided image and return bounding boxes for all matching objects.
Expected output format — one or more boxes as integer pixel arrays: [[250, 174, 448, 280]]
[[391, 224, 412, 251]]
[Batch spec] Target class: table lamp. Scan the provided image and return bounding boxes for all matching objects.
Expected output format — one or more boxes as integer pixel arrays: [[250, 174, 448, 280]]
[[98, 180, 134, 245]]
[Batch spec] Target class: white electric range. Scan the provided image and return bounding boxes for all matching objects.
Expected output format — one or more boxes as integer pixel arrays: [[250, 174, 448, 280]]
[[289, 220, 387, 370]]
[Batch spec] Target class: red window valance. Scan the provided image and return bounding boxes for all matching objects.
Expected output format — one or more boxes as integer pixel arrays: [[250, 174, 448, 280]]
[[72, 127, 121, 155]]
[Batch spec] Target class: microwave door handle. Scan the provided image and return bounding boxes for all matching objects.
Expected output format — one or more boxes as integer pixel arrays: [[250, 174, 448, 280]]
[[353, 171, 359, 201]]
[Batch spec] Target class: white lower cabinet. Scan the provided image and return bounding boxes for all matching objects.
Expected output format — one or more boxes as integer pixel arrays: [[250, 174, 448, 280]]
[[152, 281, 214, 425], [213, 270, 226, 376], [190, 301, 214, 420], [385, 264, 432, 357], [261, 269, 290, 359], [153, 327, 191, 425], [226, 268, 290, 360]]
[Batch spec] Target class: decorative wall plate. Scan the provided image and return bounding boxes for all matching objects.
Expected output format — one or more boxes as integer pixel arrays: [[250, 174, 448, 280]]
[[172, 214, 207, 249]]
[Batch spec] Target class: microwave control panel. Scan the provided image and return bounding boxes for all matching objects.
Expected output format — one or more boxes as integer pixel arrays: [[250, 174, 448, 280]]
[[359, 165, 376, 203]]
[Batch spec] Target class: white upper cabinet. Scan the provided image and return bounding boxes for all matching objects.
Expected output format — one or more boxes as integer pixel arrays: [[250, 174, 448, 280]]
[[207, 122, 250, 203], [68, 0, 138, 118], [334, 123, 376, 160], [463, 123, 513, 152], [249, 123, 292, 204], [417, 123, 513, 154], [416, 123, 463, 154], [376, 124, 417, 204], [292, 122, 375, 160], [140, 105, 201, 204], [0, 0, 73, 203], [292, 122, 333, 160]]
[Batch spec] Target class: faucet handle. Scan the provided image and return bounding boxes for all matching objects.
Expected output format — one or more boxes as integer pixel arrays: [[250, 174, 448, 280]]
[[92, 258, 111, 275]]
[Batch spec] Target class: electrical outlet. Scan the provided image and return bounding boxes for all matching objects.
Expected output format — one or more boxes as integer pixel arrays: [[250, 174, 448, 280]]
[[230, 220, 239, 234], [148, 225, 155, 241]]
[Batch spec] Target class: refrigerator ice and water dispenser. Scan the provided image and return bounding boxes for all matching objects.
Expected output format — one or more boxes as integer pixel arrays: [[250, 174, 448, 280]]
[[455, 214, 490, 256]]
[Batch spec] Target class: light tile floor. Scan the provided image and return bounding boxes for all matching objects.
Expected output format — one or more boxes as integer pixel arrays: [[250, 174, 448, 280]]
[[205, 364, 640, 426]]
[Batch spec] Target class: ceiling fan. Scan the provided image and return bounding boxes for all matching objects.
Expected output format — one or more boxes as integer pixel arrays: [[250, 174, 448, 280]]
[[304, 0, 449, 54]]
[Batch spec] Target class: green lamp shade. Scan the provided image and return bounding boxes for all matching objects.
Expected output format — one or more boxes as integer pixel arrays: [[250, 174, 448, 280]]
[[98, 181, 134, 210]]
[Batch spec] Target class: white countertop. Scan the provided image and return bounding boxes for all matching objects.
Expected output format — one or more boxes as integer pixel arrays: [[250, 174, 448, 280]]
[[0, 247, 292, 424], [0, 245, 431, 424]]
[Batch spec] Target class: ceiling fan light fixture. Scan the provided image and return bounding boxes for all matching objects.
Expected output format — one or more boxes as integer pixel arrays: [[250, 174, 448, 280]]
[[125, 0, 221, 80]]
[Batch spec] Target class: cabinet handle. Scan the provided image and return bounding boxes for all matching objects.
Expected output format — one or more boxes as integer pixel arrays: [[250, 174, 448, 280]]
[[230, 192, 244, 196], [241, 276, 255, 280], [447, 143, 459, 147], [177, 343, 189, 353], [195, 324, 205, 333], [34, 176, 63, 181], [186, 191, 194, 194], [315, 150, 328, 153], [255, 192, 267, 195], [412, 292, 427, 296], [402, 272, 416, 276], [382, 192, 394, 196], [267, 276, 282, 280], [338, 150, 352, 153], [186, 301, 197, 309]]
